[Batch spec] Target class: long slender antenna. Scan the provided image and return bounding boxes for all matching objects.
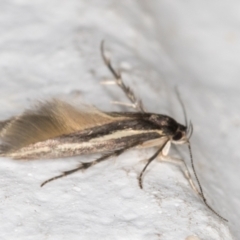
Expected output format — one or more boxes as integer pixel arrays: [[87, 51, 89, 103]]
[[187, 141, 227, 221], [175, 87, 188, 127]]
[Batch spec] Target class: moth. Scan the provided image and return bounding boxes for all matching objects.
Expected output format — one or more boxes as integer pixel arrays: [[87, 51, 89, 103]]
[[0, 42, 226, 221]]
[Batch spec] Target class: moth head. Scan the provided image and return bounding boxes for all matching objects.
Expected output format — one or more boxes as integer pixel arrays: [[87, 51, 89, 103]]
[[172, 122, 193, 144]]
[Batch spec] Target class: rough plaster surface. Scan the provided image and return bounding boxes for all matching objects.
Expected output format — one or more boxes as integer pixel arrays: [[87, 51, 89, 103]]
[[0, 1, 238, 240]]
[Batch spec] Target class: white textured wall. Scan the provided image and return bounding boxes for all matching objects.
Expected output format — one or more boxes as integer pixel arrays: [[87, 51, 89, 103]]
[[0, 1, 238, 239]]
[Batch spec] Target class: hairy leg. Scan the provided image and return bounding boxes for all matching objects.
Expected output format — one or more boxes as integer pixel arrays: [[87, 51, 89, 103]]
[[101, 41, 145, 112], [41, 138, 144, 187]]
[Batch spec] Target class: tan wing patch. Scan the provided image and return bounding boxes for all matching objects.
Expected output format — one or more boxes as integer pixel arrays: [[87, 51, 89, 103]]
[[0, 99, 125, 152]]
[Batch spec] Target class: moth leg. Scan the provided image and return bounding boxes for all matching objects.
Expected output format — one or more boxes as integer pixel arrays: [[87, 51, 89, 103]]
[[101, 81, 138, 110], [41, 139, 144, 187], [158, 155, 201, 196], [184, 166, 201, 196], [41, 152, 119, 187], [110, 101, 140, 111], [138, 140, 169, 189], [100, 41, 145, 113]]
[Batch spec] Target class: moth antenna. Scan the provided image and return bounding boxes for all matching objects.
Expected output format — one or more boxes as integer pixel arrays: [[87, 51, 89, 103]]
[[175, 86, 188, 127], [187, 141, 228, 221], [187, 121, 194, 140], [100, 41, 145, 113]]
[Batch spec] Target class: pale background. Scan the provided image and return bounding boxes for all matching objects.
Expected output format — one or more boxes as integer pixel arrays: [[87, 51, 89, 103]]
[[0, 1, 239, 240]]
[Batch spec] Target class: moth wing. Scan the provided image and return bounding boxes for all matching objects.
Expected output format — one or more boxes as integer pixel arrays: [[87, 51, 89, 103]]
[[0, 99, 125, 152]]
